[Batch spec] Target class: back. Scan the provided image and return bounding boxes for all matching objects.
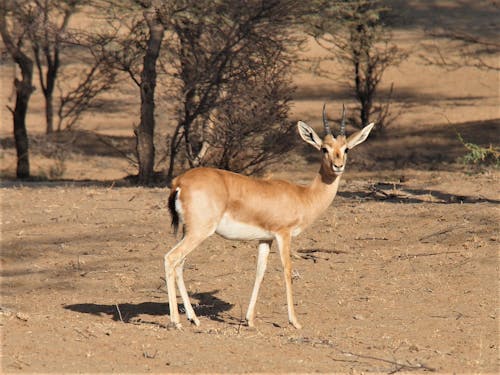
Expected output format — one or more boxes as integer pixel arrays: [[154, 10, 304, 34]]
[[172, 167, 307, 233]]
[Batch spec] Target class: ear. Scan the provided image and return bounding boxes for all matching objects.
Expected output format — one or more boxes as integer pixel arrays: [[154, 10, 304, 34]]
[[297, 121, 323, 150], [346, 122, 375, 149]]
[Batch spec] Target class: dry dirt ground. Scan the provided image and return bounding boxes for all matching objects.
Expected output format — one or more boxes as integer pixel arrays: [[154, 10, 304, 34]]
[[1, 1, 500, 373], [0, 170, 499, 373]]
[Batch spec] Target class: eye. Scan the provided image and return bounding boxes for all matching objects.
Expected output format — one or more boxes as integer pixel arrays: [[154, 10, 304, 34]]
[[321, 147, 328, 154], [344, 148, 349, 154]]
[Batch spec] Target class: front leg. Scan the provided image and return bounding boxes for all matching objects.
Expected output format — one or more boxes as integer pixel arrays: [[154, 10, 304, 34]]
[[246, 240, 271, 327], [276, 232, 302, 329]]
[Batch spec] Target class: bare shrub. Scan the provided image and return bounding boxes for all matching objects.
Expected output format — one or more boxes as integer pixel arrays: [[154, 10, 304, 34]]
[[305, 0, 408, 135], [164, 0, 302, 180], [203, 70, 295, 175]]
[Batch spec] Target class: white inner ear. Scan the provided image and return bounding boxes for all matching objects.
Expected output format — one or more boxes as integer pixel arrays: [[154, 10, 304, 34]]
[[297, 121, 322, 150], [347, 122, 374, 149]]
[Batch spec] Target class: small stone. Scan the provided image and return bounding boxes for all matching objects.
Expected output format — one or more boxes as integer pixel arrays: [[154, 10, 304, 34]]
[[16, 312, 29, 321]]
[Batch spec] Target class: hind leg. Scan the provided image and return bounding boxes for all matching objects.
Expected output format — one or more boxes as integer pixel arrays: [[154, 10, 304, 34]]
[[164, 233, 211, 328], [164, 234, 205, 328], [175, 259, 200, 326], [165, 183, 222, 328]]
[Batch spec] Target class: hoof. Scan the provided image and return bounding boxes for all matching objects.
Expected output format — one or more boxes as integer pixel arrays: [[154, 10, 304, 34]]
[[290, 320, 302, 329], [167, 322, 183, 331], [189, 317, 200, 327]]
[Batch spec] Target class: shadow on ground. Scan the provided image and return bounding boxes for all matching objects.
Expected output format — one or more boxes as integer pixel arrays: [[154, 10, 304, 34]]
[[64, 290, 233, 326], [385, 0, 499, 35], [0, 129, 135, 159], [338, 183, 500, 204], [1, 118, 498, 187]]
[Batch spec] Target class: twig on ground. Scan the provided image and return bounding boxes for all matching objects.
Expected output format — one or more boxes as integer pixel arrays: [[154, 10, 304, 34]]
[[288, 336, 436, 373], [237, 302, 243, 334], [142, 346, 157, 359], [419, 227, 455, 242], [339, 350, 436, 373], [395, 251, 460, 260], [115, 303, 125, 323]]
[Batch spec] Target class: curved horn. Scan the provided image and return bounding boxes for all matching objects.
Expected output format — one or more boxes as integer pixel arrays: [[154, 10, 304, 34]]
[[340, 103, 346, 136], [322, 103, 332, 135]]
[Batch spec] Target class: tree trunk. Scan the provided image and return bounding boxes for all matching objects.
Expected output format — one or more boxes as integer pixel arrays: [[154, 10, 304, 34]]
[[44, 63, 57, 134], [360, 98, 370, 126], [0, 9, 35, 179], [13, 78, 33, 178], [166, 124, 183, 184], [136, 4, 164, 185], [45, 93, 54, 133]]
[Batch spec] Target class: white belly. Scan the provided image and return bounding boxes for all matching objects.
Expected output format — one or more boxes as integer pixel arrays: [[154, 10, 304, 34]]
[[215, 213, 274, 241]]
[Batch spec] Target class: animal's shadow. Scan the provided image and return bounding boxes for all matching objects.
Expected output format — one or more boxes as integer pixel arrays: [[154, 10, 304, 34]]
[[64, 290, 233, 327]]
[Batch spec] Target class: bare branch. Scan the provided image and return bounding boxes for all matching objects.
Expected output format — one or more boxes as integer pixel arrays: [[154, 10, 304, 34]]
[[305, 0, 408, 132], [422, 28, 500, 71], [165, 0, 302, 179]]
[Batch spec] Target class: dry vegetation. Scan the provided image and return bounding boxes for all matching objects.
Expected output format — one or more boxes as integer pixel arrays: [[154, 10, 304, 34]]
[[1, 0, 499, 373]]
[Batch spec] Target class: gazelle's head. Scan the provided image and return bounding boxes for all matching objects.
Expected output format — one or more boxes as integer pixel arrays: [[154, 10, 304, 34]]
[[298, 104, 374, 177]]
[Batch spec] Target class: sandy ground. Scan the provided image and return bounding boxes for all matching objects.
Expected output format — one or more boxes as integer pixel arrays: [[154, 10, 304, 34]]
[[0, 170, 498, 373], [1, 0, 499, 373]]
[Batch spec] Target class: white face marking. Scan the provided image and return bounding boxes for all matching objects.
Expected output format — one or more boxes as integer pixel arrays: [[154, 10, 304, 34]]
[[216, 213, 273, 241], [332, 165, 345, 174]]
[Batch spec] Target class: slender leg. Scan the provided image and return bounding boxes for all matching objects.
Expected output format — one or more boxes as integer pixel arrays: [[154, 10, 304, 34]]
[[246, 240, 271, 327], [175, 259, 200, 326], [164, 235, 204, 328], [165, 241, 182, 328], [276, 232, 302, 329]]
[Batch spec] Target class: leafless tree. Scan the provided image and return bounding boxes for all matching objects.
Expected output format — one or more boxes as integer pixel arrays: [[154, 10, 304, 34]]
[[0, 0, 36, 178], [96, 0, 173, 185], [163, 0, 302, 181], [27, 0, 79, 133], [134, 0, 176, 185], [306, 0, 407, 134], [12, 0, 117, 135], [95, 0, 301, 184]]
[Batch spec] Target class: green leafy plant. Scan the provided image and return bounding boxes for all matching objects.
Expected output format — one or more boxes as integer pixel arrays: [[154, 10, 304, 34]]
[[457, 133, 499, 167]]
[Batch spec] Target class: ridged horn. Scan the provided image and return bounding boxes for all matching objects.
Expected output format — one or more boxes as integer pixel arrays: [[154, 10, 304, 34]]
[[340, 103, 346, 136], [322, 103, 332, 135]]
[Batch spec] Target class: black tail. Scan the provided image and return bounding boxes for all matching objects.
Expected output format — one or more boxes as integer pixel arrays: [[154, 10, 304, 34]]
[[168, 188, 180, 235]]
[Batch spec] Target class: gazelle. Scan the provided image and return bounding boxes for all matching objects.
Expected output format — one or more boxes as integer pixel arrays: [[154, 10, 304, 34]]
[[165, 104, 374, 329]]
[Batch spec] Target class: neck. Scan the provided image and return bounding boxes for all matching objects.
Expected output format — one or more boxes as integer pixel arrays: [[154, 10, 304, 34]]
[[318, 163, 339, 185], [303, 164, 341, 222], [313, 166, 341, 194]]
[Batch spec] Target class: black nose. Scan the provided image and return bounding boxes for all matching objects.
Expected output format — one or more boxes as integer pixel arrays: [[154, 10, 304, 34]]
[[333, 163, 343, 168]]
